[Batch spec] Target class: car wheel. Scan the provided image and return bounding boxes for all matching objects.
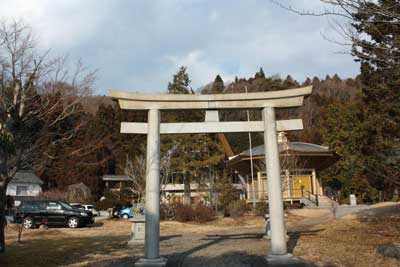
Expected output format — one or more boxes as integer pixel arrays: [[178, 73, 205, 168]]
[[122, 214, 129, 219], [23, 217, 34, 229], [68, 216, 79, 228]]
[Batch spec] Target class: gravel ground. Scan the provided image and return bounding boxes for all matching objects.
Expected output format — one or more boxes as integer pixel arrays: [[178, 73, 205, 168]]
[[79, 212, 331, 267]]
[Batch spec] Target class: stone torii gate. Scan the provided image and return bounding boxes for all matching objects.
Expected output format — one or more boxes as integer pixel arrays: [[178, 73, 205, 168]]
[[110, 86, 312, 266]]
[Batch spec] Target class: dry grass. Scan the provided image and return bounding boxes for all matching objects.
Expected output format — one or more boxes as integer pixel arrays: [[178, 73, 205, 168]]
[[1, 220, 133, 267], [1, 204, 399, 267], [161, 215, 265, 235], [287, 208, 331, 218], [293, 203, 400, 267]]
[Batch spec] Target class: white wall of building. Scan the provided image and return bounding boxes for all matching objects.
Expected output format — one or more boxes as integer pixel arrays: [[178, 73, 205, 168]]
[[6, 182, 42, 197]]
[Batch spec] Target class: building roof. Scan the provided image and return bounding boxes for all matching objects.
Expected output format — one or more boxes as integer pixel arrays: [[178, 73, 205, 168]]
[[227, 142, 338, 174], [239, 142, 333, 157], [102, 175, 131, 182], [11, 171, 43, 185]]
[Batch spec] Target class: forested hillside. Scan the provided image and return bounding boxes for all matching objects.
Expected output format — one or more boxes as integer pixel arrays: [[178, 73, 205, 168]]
[[35, 69, 365, 203]]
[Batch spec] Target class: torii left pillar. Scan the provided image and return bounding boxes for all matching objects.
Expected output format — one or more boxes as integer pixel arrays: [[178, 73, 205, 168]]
[[135, 109, 167, 267]]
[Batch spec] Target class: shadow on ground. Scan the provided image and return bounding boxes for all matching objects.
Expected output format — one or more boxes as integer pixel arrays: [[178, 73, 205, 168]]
[[287, 228, 325, 253], [2, 218, 331, 267], [166, 232, 265, 267]]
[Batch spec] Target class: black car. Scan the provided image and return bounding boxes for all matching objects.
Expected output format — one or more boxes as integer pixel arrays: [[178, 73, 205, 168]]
[[15, 200, 95, 229]]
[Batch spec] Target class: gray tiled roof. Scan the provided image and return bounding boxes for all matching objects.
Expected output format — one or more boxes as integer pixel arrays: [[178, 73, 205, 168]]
[[102, 175, 131, 181], [11, 171, 43, 184], [240, 142, 332, 157]]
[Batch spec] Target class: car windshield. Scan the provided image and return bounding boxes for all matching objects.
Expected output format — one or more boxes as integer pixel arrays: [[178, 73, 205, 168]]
[[59, 201, 74, 210], [86, 205, 94, 209]]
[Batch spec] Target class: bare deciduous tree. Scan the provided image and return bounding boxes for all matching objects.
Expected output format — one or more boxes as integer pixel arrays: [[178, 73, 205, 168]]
[[123, 153, 146, 203], [0, 20, 95, 253], [122, 144, 175, 203], [270, 0, 400, 61]]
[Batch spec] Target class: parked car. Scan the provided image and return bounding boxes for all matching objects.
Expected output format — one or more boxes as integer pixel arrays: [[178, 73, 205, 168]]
[[112, 205, 133, 219], [70, 203, 84, 209], [70, 203, 99, 216], [15, 200, 94, 229], [83, 204, 99, 216]]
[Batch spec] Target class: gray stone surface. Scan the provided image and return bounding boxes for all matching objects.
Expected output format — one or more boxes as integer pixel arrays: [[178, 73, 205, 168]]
[[334, 205, 370, 218], [265, 254, 315, 267], [128, 217, 146, 245], [263, 107, 287, 255], [112, 86, 313, 264], [144, 109, 161, 259], [109, 86, 312, 110], [376, 243, 400, 259], [120, 119, 303, 134], [135, 257, 167, 267], [349, 194, 357, 206]]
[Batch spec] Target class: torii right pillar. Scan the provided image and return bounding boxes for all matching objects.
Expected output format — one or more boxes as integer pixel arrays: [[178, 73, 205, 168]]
[[263, 107, 309, 266]]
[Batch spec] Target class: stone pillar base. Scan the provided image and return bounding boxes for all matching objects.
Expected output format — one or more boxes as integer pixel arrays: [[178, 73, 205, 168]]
[[128, 217, 145, 245], [265, 253, 311, 267], [134, 257, 167, 267]]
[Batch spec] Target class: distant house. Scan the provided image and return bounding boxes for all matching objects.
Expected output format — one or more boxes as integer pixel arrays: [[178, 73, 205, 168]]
[[102, 174, 131, 191], [102, 173, 243, 204], [6, 171, 43, 197], [161, 172, 244, 204]]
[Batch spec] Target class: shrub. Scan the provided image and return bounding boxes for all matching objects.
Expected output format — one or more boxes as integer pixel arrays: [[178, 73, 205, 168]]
[[38, 190, 68, 201], [284, 202, 304, 209], [217, 174, 239, 216], [227, 200, 249, 219], [95, 190, 122, 210], [193, 204, 216, 223], [255, 201, 266, 216], [160, 203, 176, 221], [175, 204, 195, 222]]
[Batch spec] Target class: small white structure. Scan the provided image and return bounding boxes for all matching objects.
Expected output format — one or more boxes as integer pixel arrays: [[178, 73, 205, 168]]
[[350, 194, 357, 206], [6, 171, 43, 197]]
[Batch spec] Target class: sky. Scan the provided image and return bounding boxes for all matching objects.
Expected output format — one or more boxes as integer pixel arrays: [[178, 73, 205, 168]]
[[0, 0, 360, 95]]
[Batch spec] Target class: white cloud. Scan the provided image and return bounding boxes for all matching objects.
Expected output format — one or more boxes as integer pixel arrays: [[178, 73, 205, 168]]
[[166, 50, 234, 88], [0, 0, 360, 94], [0, 0, 110, 49]]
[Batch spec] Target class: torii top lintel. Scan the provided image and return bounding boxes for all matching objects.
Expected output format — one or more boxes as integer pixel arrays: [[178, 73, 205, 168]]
[[109, 86, 312, 110]]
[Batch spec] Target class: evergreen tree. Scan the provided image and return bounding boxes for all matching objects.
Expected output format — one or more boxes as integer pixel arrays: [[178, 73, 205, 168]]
[[167, 66, 192, 94], [210, 74, 225, 94], [303, 77, 312, 86], [332, 74, 341, 84], [320, 99, 378, 202], [353, 0, 400, 198], [255, 67, 266, 79], [163, 67, 225, 205], [312, 77, 320, 85], [282, 75, 299, 89]]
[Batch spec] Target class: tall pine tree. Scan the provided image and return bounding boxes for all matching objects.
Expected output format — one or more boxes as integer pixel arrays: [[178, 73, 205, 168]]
[[353, 0, 400, 198], [210, 75, 225, 94], [162, 67, 224, 205]]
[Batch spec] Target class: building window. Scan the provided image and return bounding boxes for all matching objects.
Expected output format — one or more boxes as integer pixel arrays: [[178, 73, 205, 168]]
[[16, 185, 28, 196]]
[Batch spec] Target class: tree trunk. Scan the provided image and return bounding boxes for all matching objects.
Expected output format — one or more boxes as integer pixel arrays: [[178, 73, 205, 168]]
[[209, 172, 215, 206], [0, 153, 10, 253], [0, 181, 7, 253], [183, 175, 191, 205]]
